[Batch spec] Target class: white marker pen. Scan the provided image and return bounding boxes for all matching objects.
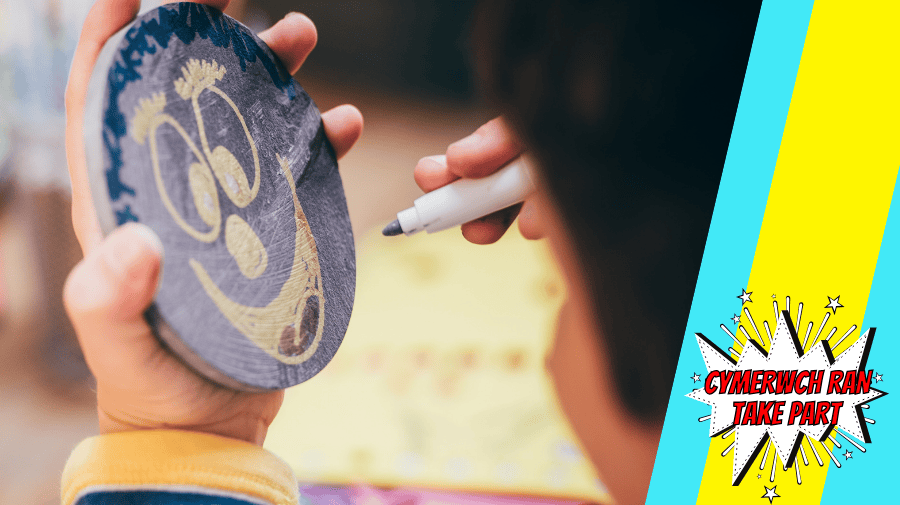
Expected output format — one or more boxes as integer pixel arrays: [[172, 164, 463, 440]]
[[382, 155, 537, 236]]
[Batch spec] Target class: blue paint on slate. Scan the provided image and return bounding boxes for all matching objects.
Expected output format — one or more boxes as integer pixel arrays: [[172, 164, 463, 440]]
[[114, 204, 139, 224], [103, 2, 296, 209], [819, 175, 898, 504], [645, 1, 814, 502]]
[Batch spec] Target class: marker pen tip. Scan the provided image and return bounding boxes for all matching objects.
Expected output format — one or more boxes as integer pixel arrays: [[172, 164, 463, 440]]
[[382, 220, 403, 236]]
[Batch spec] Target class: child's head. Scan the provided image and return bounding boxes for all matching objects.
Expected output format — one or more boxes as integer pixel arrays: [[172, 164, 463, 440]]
[[473, 0, 762, 501]]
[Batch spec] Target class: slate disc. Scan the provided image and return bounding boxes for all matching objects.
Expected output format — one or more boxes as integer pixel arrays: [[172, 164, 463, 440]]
[[83, 3, 356, 391]]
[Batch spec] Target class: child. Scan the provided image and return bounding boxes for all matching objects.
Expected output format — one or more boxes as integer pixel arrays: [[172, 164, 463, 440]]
[[61, 1, 761, 504]]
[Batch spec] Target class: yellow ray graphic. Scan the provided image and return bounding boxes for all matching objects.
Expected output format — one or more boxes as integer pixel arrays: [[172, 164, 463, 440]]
[[696, 1, 900, 503]]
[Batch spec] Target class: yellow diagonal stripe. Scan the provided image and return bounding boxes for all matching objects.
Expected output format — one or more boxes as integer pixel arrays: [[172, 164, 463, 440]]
[[696, 1, 900, 503]]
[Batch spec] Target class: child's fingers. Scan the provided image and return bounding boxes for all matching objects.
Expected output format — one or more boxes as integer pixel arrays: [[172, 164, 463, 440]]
[[446, 117, 523, 179], [517, 198, 545, 240], [414, 152, 537, 244], [258, 10, 356, 160], [65, 0, 141, 121], [63, 224, 163, 377], [258, 12, 317, 75], [321, 105, 364, 160], [460, 203, 523, 245], [414, 155, 458, 193]]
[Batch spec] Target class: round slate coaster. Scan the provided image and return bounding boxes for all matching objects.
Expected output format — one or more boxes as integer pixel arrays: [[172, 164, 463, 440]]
[[83, 3, 355, 391]]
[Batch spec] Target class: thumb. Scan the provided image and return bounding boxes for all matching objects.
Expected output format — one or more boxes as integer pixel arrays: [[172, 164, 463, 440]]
[[64, 223, 164, 374]]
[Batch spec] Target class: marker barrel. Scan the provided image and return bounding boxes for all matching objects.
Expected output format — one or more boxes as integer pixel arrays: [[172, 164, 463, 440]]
[[397, 157, 536, 235]]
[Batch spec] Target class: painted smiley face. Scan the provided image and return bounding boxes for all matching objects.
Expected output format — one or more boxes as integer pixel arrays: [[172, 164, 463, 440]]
[[88, 4, 355, 389], [130, 59, 325, 364]]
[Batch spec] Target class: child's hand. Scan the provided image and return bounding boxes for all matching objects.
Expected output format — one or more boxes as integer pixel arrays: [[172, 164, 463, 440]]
[[63, 0, 363, 446], [413, 117, 544, 244]]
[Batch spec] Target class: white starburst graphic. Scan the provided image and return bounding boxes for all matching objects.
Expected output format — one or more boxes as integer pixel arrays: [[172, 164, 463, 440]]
[[687, 295, 887, 485]]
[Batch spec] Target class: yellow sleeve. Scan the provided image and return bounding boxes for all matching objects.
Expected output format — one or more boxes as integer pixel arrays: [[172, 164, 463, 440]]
[[61, 430, 300, 505]]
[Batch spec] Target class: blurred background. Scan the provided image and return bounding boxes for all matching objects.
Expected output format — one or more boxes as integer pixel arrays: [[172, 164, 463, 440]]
[[0, 1, 605, 503]]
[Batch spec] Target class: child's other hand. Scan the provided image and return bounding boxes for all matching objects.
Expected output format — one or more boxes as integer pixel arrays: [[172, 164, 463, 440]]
[[65, 223, 283, 445], [413, 117, 544, 244], [63, 0, 363, 445]]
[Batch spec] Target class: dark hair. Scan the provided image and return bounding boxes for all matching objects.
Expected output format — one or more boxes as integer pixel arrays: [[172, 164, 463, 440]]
[[473, 0, 762, 423]]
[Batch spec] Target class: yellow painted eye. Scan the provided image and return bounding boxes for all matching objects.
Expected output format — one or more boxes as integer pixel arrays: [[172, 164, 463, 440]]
[[225, 214, 268, 279], [188, 161, 220, 227], [210, 145, 252, 207]]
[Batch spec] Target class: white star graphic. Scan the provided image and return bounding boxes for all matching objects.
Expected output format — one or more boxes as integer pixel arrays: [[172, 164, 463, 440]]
[[762, 485, 780, 503], [874, 372, 883, 382], [687, 311, 886, 484], [825, 295, 844, 314], [691, 373, 701, 383], [738, 288, 753, 304], [843, 449, 852, 460], [772, 293, 777, 299], [731, 313, 741, 324]]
